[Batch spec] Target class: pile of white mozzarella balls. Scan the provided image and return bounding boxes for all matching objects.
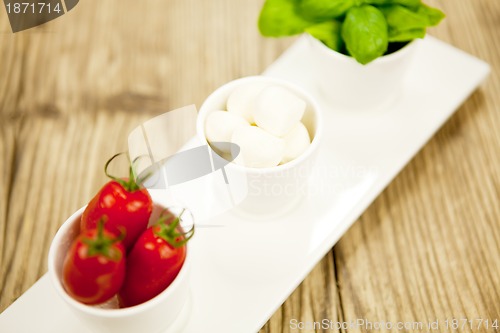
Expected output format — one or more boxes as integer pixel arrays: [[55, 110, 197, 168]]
[[205, 83, 311, 168]]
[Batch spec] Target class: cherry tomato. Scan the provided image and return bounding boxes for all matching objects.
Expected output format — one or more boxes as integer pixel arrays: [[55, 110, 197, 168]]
[[118, 210, 194, 307], [62, 221, 126, 305], [81, 178, 152, 250]]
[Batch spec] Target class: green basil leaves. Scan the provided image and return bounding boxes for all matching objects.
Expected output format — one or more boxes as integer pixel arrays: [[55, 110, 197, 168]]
[[363, 0, 421, 9], [258, 0, 445, 64], [380, 4, 444, 42], [342, 5, 388, 64], [305, 21, 343, 51], [258, 0, 317, 37], [299, 0, 356, 20]]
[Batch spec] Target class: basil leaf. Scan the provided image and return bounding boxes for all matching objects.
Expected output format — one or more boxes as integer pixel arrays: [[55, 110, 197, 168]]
[[299, 0, 356, 20], [258, 0, 316, 37], [363, 0, 421, 9], [380, 3, 444, 41], [416, 4, 445, 26], [305, 21, 344, 51], [389, 27, 426, 42], [341, 5, 389, 64], [380, 5, 430, 30]]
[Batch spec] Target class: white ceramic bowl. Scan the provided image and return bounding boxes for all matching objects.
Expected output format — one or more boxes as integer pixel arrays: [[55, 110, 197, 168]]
[[197, 76, 323, 217], [48, 205, 191, 333], [305, 33, 420, 110]]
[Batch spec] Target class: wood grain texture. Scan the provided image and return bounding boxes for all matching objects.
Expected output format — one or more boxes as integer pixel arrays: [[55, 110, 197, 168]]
[[0, 0, 499, 332]]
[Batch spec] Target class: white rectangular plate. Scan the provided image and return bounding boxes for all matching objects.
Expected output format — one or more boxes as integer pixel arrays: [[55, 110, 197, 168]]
[[0, 36, 490, 333]]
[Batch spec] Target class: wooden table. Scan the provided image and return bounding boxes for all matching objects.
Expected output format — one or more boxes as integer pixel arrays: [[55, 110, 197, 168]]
[[1, 0, 499, 331]]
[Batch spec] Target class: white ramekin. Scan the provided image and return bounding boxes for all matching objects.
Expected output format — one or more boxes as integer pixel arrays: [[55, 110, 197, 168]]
[[305, 33, 420, 110], [197, 75, 323, 218], [48, 205, 191, 333]]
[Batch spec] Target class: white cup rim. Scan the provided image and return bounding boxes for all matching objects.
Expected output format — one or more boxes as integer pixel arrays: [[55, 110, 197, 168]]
[[197, 75, 323, 174], [48, 205, 192, 318], [304, 32, 419, 66]]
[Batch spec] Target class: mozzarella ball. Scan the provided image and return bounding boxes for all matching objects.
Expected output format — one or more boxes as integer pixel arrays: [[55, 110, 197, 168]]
[[227, 83, 268, 123], [231, 126, 285, 168], [254, 86, 306, 137], [205, 111, 249, 153], [281, 122, 311, 164]]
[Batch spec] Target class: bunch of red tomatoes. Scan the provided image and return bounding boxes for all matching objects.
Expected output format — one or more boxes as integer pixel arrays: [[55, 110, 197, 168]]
[[62, 161, 193, 308]]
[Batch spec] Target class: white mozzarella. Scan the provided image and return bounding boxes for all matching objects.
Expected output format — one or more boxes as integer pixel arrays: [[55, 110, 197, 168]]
[[205, 111, 249, 153], [253, 86, 306, 137], [226, 83, 268, 123], [281, 122, 311, 164], [231, 126, 285, 168]]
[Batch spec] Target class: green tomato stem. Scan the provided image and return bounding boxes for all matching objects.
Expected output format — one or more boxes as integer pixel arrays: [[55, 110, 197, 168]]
[[104, 152, 141, 192], [82, 217, 123, 259], [154, 209, 194, 248]]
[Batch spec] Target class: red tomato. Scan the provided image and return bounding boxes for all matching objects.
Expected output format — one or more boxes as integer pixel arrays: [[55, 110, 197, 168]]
[[81, 179, 152, 250], [62, 222, 126, 305], [118, 210, 194, 307]]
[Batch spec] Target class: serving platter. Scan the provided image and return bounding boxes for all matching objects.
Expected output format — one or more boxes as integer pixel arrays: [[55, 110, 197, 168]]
[[0, 35, 490, 333]]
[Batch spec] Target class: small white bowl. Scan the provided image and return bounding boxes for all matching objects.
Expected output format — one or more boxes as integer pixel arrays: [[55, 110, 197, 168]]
[[197, 76, 323, 217], [305, 33, 420, 110], [48, 205, 191, 333]]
